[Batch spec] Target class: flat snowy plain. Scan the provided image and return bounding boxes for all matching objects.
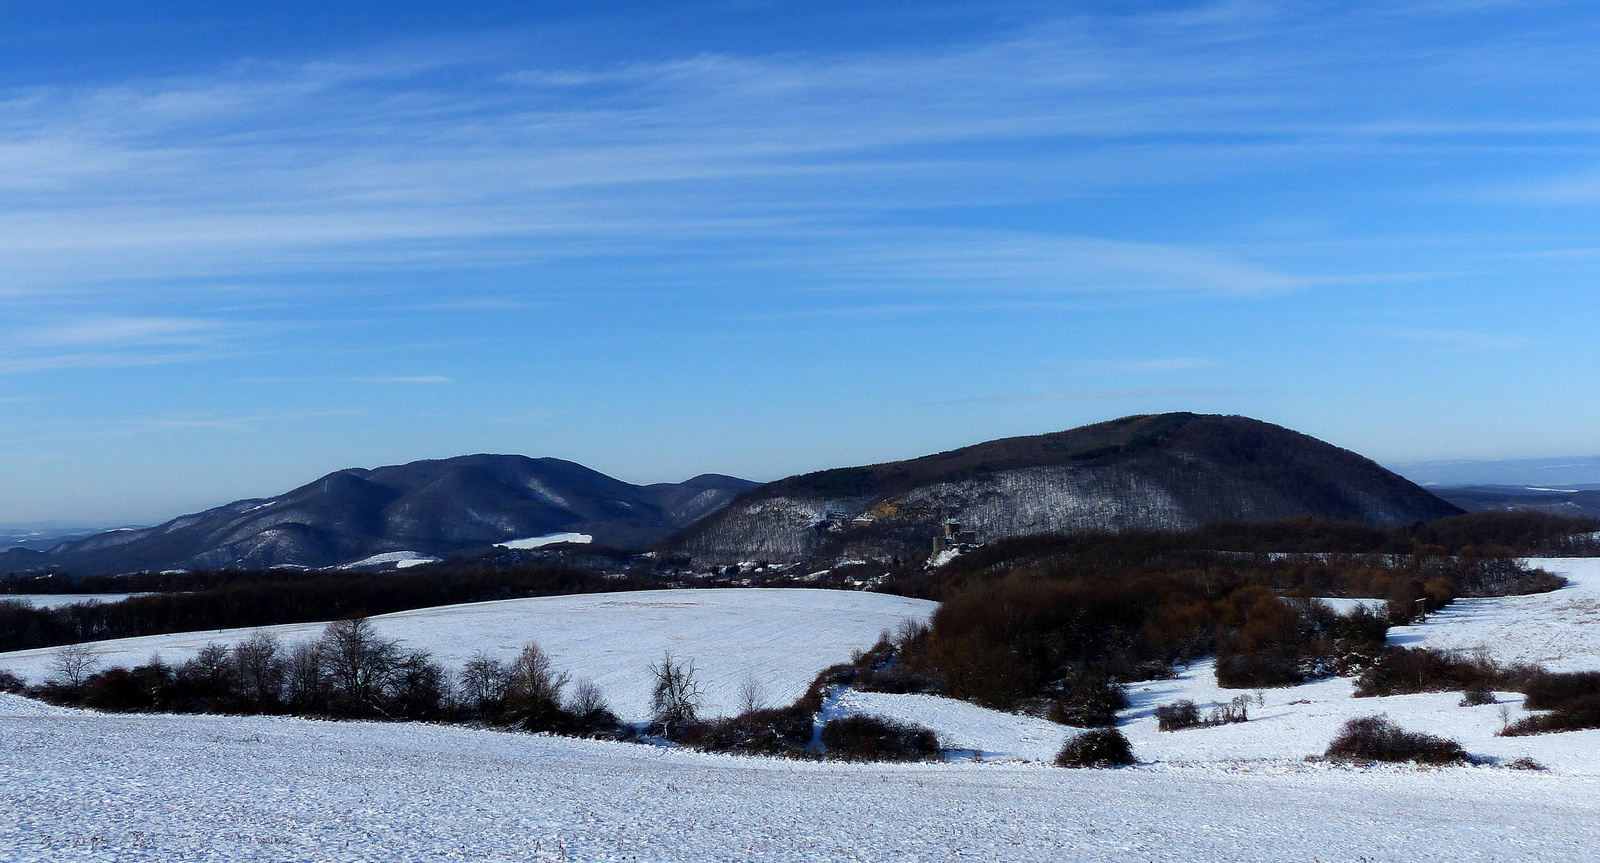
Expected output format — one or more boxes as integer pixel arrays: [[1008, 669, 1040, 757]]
[[5, 563, 1600, 860], [0, 588, 936, 719]]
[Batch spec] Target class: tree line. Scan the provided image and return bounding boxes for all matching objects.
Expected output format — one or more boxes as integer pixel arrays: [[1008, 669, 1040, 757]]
[[0, 565, 666, 653], [10, 620, 945, 763]]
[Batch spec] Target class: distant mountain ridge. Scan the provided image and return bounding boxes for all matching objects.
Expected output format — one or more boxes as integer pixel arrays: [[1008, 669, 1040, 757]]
[[663, 413, 1464, 565], [1431, 484, 1600, 519], [0, 456, 756, 575]]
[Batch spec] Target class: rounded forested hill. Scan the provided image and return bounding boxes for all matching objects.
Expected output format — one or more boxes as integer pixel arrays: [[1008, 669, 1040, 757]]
[[664, 413, 1464, 565]]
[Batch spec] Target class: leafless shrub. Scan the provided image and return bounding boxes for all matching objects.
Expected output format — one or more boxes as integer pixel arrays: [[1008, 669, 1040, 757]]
[[1156, 700, 1202, 731], [821, 714, 940, 762], [1055, 727, 1135, 768], [1325, 715, 1468, 765]]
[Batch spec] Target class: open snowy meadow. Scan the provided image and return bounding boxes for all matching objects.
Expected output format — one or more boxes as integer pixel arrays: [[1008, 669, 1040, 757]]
[[0, 589, 936, 720], [5, 561, 1600, 860]]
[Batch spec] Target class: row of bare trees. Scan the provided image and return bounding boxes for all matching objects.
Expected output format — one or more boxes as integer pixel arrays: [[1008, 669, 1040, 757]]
[[33, 618, 710, 738]]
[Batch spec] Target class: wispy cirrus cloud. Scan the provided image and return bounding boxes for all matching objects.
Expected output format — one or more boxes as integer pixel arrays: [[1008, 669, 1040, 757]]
[[21, 316, 222, 348], [6, 2, 1534, 301]]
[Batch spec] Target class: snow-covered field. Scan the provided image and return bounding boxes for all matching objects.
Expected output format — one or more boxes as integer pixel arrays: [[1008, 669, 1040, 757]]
[[4, 692, 1597, 863], [832, 558, 1600, 774], [837, 660, 1600, 773], [0, 593, 147, 609], [497, 532, 592, 549], [335, 551, 440, 569], [1387, 557, 1600, 672], [0, 589, 934, 720], [6, 563, 1600, 859]]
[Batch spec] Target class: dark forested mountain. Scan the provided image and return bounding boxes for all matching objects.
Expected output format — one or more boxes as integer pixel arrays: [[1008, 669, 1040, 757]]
[[663, 413, 1464, 565], [1, 456, 755, 575]]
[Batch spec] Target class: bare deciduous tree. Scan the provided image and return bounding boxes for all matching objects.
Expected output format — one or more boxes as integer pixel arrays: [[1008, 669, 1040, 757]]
[[566, 678, 611, 723], [233, 632, 286, 711], [285, 641, 326, 712], [50, 643, 100, 690], [737, 674, 766, 715], [459, 652, 512, 721], [182, 642, 234, 697], [648, 651, 702, 738], [389, 649, 448, 720], [320, 618, 403, 716], [506, 643, 569, 730]]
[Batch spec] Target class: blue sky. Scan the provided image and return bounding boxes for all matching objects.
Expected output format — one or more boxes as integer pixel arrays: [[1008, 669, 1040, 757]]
[[4, 1, 1600, 524]]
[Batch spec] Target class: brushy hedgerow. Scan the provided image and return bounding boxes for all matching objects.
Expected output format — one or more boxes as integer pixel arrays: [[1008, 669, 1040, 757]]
[[680, 707, 815, 758], [1324, 715, 1468, 765], [1154, 696, 1250, 731], [1055, 728, 1135, 768], [1046, 670, 1129, 728], [1502, 672, 1600, 736], [1354, 647, 1536, 698], [820, 715, 941, 762]]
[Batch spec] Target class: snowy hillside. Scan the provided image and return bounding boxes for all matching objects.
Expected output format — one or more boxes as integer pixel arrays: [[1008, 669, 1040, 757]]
[[3, 693, 1596, 862], [1386, 557, 1600, 672], [6, 563, 1600, 859], [826, 557, 1600, 773], [0, 589, 935, 720]]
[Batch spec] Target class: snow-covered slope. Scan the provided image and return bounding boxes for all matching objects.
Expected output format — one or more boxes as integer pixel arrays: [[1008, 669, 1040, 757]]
[[3, 694, 1596, 862], [835, 661, 1600, 773], [0, 589, 935, 720], [0, 593, 148, 609], [1386, 557, 1600, 672], [828, 557, 1600, 773], [6, 563, 1600, 859]]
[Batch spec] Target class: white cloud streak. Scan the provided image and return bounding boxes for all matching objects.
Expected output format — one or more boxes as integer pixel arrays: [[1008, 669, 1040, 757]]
[[22, 316, 222, 348]]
